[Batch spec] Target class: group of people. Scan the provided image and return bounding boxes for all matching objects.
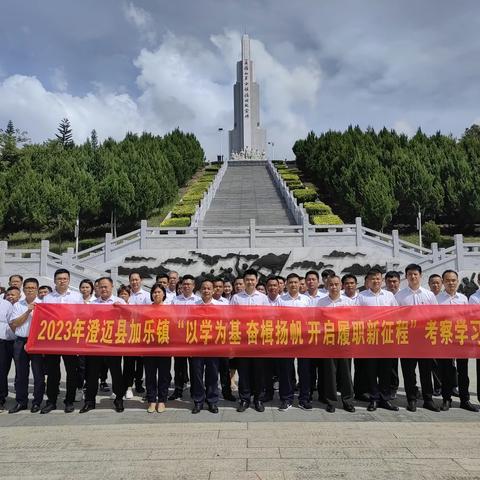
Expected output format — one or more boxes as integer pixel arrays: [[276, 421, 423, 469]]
[[1, 263, 480, 416]]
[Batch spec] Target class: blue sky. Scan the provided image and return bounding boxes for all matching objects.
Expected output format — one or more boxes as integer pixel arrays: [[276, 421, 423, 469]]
[[1, 0, 479, 160]]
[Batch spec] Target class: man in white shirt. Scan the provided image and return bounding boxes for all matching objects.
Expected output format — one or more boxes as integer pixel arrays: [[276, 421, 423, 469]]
[[437, 269, 479, 412], [191, 279, 225, 414], [468, 280, 480, 404], [428, 273, 444, 396], [357, 268, 399, 412], [7, 278, 45, 413], [0, 295, 14, 411], [231, 269, 269, 413], [316, 275, 356, 413], [277, 273, 311, 411], [341, 274, 359, 301], [0, 275, 25, 301], [41, 268, 83, 414], [166, 270, 179, 303], [168, 274, 200, 400], [384, 271, 401, 402], [123, 272, 149, 399], [396, 263, 439, 412], [80, 277, 126, 413], [428, 274, 443, 296]]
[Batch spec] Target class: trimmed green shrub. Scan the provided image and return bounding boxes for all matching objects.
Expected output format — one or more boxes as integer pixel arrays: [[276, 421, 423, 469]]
[[423, 220, 441, 245], [182, 192, 204, 203], [160, 217, 191, 227], [292, 188, 317, 203], [304, 202, 332, 215], [171, 203, 197, 218], [205, 165, 220, 172], [285, 180, 304, 189], [311, 214, 343, 225], [280, 173, 300, 181]]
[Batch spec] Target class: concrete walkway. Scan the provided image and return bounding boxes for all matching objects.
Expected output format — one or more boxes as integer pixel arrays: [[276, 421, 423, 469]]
[[1, 363, 480, 479], [203, 162, 295, 226]]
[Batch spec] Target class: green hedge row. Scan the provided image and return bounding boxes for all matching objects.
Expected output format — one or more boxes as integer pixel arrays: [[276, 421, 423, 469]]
[[311, 214, 343, 225], [160, 217, 191, 227], [292, 188, 317, 203], [303, 202, 332, 215]]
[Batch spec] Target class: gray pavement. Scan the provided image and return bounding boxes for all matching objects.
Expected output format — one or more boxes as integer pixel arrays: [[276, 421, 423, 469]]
[[203, 163, 296, 226], [2, 363, 480, 479]]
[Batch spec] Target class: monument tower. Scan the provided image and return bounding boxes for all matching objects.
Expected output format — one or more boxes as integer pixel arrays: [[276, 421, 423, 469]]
[[229, 34, 267, 159]]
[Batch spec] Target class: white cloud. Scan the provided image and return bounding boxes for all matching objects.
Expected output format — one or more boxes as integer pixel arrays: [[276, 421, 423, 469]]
[[0, 31, 322, 159], [122, 2, 156, 44], [51, 67, 68, 92]]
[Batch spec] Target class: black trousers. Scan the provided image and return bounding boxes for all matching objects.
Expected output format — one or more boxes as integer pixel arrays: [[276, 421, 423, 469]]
[[144, 356, 171, 403], [45, 354, 79, 404], [390, 358, 400, 392], [173, 357, 189, 390], [13, 337, 45, 407], [318, 358, 353, 405], [84, 356, 125, 404], [353, 358, 369, 396], [0, 339, 14, 403], [366, 358, 395, 402], [277, 358, 311, 403], [78, 356, 86, 388], [123, 357, 144, 388], [218, 357, 233, 396], [263, 358, 279, 399], [237, 357, 265, 402], [438, 358, 470, 402], [191, 357, 219, 405], [401, 358, 434, 402]]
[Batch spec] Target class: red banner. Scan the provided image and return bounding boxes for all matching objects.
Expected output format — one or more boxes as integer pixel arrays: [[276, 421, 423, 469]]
[[25, 304, 480, 358]]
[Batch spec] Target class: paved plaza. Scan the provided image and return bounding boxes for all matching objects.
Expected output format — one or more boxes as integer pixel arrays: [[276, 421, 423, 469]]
[[2, 364, 480, 479]]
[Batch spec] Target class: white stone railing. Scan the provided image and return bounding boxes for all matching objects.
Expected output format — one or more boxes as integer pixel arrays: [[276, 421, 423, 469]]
[[2, 218, 480, 282], [266, 160, 309, 225], [192, 161, 228, 226]]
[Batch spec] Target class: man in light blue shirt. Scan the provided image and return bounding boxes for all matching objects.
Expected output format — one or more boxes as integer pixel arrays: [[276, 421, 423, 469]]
[[8, 278, 45, 413]]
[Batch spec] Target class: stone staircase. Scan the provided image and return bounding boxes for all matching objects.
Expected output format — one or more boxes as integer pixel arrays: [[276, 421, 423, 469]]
[[203, 161, 296, 226]]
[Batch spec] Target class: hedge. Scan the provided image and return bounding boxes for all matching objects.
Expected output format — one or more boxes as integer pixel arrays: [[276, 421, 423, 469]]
[[279, 173, 300, 181], [160, 217, 191, 227], [292, 188, 317, 203], [311, 214, 343, 225], [205, 165, 220, 172], [171, 203, 197, 218], [285, 180, 304, 188], [304, 202, 333, 215], [182, 192, 204, 204]]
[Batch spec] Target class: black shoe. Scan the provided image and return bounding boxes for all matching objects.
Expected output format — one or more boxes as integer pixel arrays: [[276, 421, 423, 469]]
[[237, 400, 250, 412], [64, 403, 75, 413], [192, 403, 203, 414], [278, 401, 293, 412], [433, 388, 442, 396], [0, 402, 5, 412], [460, 400, 480, 412], [223, 392, 237, 402], [354, 393, 370, 402], [423, 400, 440, 412], [30, 404, 41, 413], [452, 387, 460, 397], [441, 399, 452, 411], [167, 390, 183, 401], [367, 401, 377, 412], [8, 403, 27, 414], [254, 400, 265, 412], [343, 403, 355, 413], [40, 402, 56, 414], [379, 400, 399, 411], [208, 403, 219, 414], [299, 401, 313, 411], [407, 400, 417, 412], [79, 403, 95, 413], [99, 382, 110, 392], [135, 384, 145, 394], [113, 398, 124, 412], [326, 404, 335, 413]]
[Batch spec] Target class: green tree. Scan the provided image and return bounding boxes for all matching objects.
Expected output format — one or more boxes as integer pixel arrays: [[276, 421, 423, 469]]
[[56, 118, 74, 148]]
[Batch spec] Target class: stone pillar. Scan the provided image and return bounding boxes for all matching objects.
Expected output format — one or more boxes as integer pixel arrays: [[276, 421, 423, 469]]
[[355, 217, 363, 246], [140, 220, 148, 250], [454, 234, 465, 272], [197, 222, 203, 249], [40, 240, 49, 277], [111, 266, 118, 285], [392, 230, 400, 258], [62, 247, 74, 266], [0, 241, 7, 275], [431, 242, 439, 262], [250, 218, 256, 248], [104, 233, 112, 263]]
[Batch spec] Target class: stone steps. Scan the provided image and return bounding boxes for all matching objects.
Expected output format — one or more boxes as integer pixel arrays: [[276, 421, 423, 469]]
[[203, 163, 296, 226]]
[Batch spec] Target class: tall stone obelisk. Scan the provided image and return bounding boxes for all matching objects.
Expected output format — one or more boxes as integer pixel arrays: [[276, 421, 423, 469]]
[[229, 34, 267, 160]]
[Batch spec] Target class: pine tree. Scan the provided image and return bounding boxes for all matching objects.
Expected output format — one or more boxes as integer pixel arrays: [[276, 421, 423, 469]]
[[56, 118, 74, 148]]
